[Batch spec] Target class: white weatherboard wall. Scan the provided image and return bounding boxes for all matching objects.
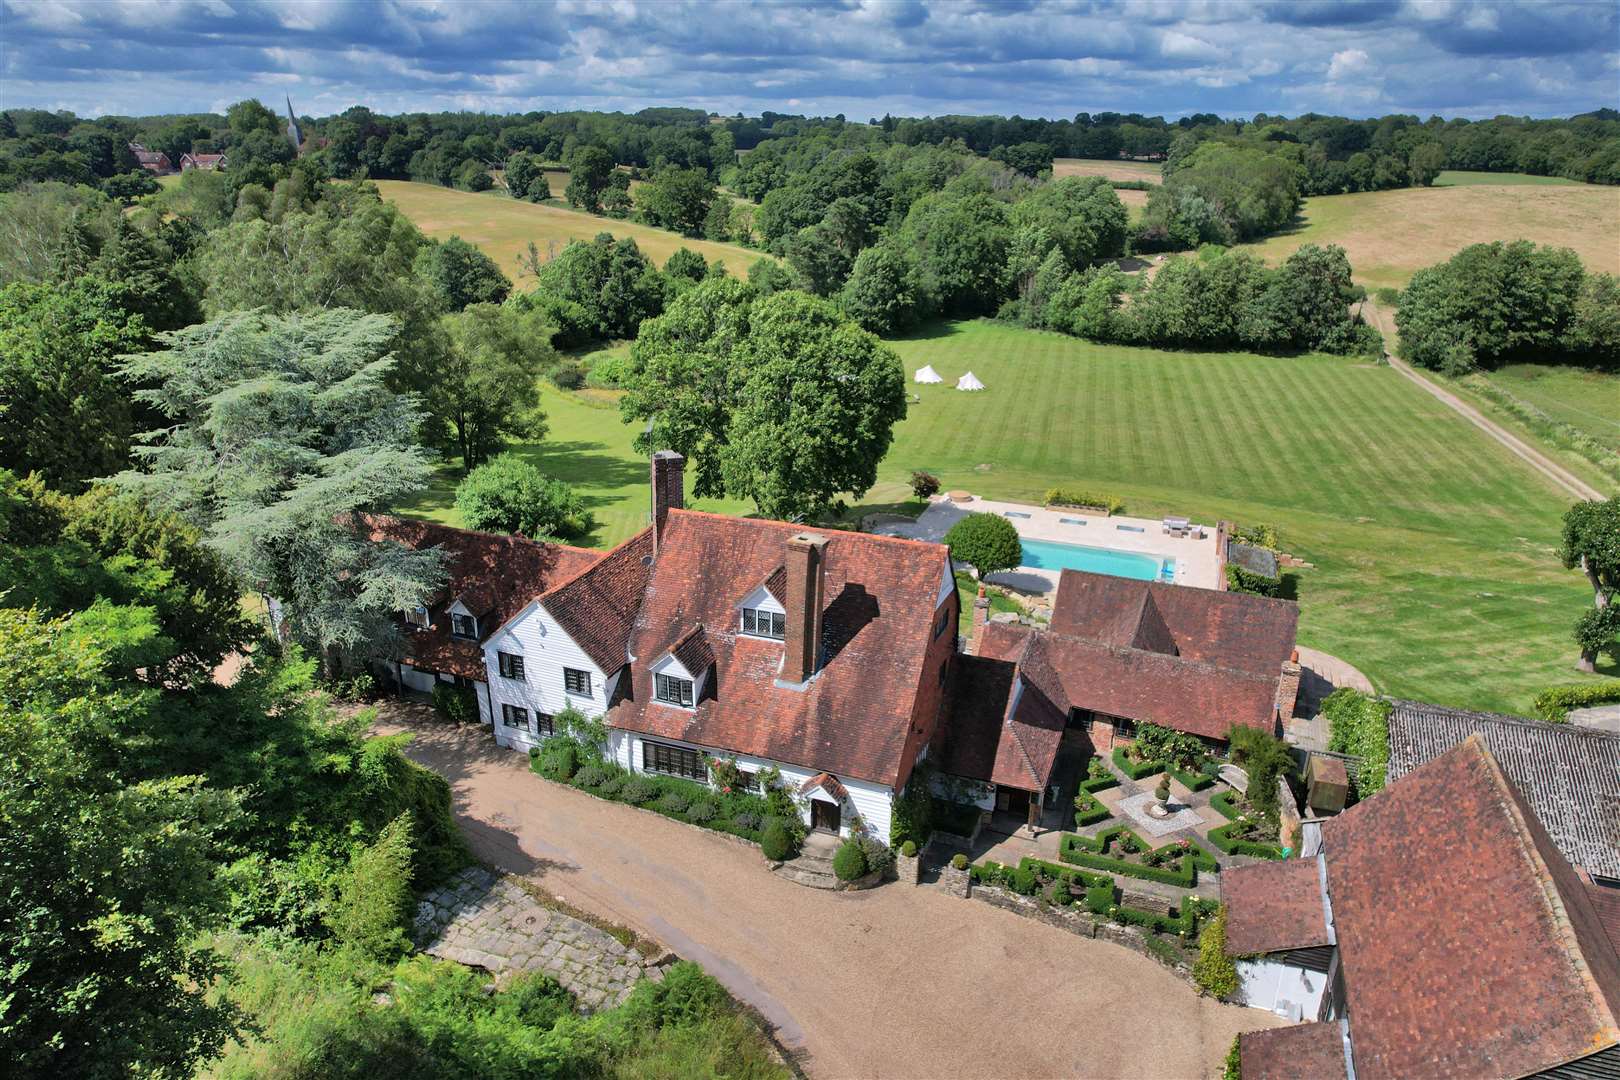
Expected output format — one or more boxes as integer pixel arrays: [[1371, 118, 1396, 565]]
[[607, 729, 896, 843], [485, 600, 615, 753], [1235, 958, 1330, 1020], [399, 664, 438, 694]]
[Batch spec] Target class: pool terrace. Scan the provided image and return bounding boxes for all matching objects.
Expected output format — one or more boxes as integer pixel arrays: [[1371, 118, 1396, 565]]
[[876, 494, 1222, 593]]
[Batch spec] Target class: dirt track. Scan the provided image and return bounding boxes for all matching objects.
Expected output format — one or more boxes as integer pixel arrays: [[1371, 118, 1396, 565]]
[[375, 706, 1281, 1080], [1361, 300, 1605, 502]]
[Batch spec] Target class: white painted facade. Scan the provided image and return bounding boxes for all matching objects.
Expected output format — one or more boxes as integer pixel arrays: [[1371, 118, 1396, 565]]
[[607, 728, 897, 843], [483, 599, 618, 753], [930, 771, 997, 812], [1235, 957, 1331, 1020]]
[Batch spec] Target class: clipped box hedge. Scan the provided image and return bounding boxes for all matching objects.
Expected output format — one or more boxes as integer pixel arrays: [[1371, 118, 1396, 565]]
[[974, 855, 1219, 940], [1534, 681, 1620, 723], [1044, 488, 1125, 515], [1112, 746, 1164, 780], [1167, 762, 1216, 792], [1058, 827, 1207, 888], [1205, 790, 1284, 859], [1074, 789, 1112, 827]]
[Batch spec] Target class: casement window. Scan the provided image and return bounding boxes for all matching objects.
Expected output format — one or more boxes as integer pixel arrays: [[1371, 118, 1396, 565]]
[[450, 612, 478, 639], [498, 651, 525, 681], [934, 605, 952, 640], [501, 703, 529, 729], [1114, 716, 1137, 737], [642, 740, 706, 781], [405, 606, 430, 629], [535, 712, 555, 737], [740, 607, 786, 640], [563, 667, 592, 697], [736, 769, 760, 792], [654, 672, 694, 708]]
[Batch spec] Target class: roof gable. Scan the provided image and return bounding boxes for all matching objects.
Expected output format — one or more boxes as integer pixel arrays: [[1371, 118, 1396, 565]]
[[1323, 736, 1620, 1080], [541, 528, 655, 674]]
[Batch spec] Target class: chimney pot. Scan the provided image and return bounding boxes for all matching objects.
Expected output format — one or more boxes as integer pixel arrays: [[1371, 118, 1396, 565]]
[[782, 532, 828, 685]]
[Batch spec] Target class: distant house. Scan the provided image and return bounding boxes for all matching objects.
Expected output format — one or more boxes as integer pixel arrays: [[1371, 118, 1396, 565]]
[[1225, 736, 1620, 1079], [1386, 698, 1620, 886], [179, 152, 228, 171], [129, 143, 174, 174], [934, 570, 1300, 822]]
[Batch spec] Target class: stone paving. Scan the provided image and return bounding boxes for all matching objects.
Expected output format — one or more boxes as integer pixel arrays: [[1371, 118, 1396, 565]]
[[413, 865, 664, 1011], [1118, 790, 1207, 837]]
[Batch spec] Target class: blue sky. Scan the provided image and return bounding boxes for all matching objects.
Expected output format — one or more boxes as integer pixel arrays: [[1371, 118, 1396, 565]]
[[2, 1, 1615, 121]]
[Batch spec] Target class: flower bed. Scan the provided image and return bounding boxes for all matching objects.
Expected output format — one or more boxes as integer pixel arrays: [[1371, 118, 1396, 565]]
[[530, 748, 771, 844], [1207, 789, 1285, 859], [1167, 760, 1216, 792], [1112, 745, 1164, 780], [1058, 826, 1219, 887], [1074, 757, 1119, 826], [972, 855, 1218, 941]]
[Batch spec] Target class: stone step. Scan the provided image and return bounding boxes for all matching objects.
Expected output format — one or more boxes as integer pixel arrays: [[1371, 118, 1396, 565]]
[[791, 850, 836, 871], [775, 863, 838, 890]]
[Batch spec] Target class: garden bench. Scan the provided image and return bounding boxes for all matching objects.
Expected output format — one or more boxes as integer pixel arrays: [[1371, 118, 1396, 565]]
[[1218, 763, 1250, 794]]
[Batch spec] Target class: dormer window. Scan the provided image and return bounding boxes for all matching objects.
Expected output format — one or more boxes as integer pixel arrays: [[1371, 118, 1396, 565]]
[[405, 605, 430, 629], [655, 672, 694, 708], [740, 607, 786, 640], [450, 612, 478, 639]]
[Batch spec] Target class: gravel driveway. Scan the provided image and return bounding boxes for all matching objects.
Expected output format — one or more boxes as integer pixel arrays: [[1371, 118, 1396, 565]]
[[374, 704, 1281, 1079]]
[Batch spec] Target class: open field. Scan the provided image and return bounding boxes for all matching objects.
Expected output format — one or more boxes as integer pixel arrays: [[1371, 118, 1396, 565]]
[[402, 317, 1608, 715], [1432, 170, 1583, 187], [1052, 157, 1162, 183], [1480, 365, 1620, 450], [1241, 181, 1620, 292], [376, 179, 764, 280]]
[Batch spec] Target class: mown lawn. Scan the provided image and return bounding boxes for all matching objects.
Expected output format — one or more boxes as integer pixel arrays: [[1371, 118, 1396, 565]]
[[1431, 170, 1582, 187], [375, 179, 765, 282], [1481, 364, 1620, 452], [402, 318, 1608, 715], [1240, 180, 1619, 292]]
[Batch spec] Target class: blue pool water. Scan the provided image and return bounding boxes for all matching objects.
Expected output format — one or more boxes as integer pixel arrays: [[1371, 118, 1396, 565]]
[[1018, 538, 1172, 582]]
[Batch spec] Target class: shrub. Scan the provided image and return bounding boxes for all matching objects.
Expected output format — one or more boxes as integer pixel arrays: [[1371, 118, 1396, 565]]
[[1224, 1035, 1243, 1080], [534, 740, 579, 782], [832, 840, 868, 881], [1320, 689, 1390, 796], [1226, 563, 1282, 597], [1193, 904, 1242, 999], [430, 682, 477, 725], [943, 512, 1023, 577], [595, 773, 623, 797], [760, 818, 795, 861], [909, 470, 941, 499], [950, 853, 968, 871], [454, 454, 594, 541], [655, 789, 691, 815], [620, 776, 656, 804], [1043, 488, 1124, 514], [732, 810, 763, 833], [1534, 681, 1620, 722], [573, 765, 606, 789], [686, 799, 718, 824], [1207, 823, 1285, 860], [860, 837, 894, 876], [1059, 829, 1201, 887], [899, 839, 917, 858], [330, 814, 416, 960], [1074, 789, 1111, 827], [1010, 865, 1038, 895], [1112, 745, 1164, 780], [1084, 881, 1115, 914], [548, 359, 587, 390]]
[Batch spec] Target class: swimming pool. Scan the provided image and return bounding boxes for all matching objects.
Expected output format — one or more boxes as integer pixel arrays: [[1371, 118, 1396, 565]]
[[1018, 538, 1173, 582]]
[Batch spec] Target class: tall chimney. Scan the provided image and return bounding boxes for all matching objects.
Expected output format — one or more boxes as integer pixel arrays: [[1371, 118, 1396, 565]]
[[969, 586, 990, 655], [781, 533, 828, 686], [1276, 648, 1303, 724], [651, 450, 684, 555]]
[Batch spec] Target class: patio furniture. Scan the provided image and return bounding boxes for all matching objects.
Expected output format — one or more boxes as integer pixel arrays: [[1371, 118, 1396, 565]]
[[1163, 515, 1189, 537], [1218, 763, 1250, 794]]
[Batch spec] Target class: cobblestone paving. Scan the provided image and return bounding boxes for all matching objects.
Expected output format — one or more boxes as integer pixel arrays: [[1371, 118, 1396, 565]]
[[413, 866, 663, 1011]]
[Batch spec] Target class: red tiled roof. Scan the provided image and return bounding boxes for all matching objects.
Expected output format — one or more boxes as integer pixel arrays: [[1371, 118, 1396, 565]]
[[1050, 570, 1298, 676], [1322, 736, 1620, 1080], [935, 654, 1066, 792], [359, 514, 600, 681], [977, 621, 1281, 741], [799, 772, 848, 800], [1222, 857, 1331, 955], [540, 528, 654, 674], [1239, 1022, 1349, 1080], [1588, 882, 1620, 960], [608, 509, 952, 788], [668, 624, 715, 675]]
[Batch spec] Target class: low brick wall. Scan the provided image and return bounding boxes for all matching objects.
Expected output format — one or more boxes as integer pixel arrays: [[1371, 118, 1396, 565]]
[[969, 885, 1198, 985]]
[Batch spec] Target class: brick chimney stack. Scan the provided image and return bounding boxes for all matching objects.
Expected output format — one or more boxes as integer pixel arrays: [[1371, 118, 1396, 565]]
[[651, 450, 684, 555], [781, 533, 828, 686], [1276, 647, 1303, 725], [969, 586, 991, 655]]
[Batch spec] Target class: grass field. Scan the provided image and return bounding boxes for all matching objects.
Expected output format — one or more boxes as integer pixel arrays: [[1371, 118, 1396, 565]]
[[1052, 158, 1162, 183], [1432, 170, 1582, 187], [401, 316, 1608, 715], [1241, 180, 1620, 291], [1478, 365, 1620, 450], [376, 179, 765, 281]]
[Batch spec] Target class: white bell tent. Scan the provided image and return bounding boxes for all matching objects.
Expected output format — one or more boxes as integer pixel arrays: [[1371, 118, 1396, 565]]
[[956, 371, 985, 391], [914, 365, 943, 384]]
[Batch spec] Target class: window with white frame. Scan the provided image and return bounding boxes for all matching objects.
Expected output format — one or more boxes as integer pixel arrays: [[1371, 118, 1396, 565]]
[[740, 607, 786, 639], [405, 605, 430, 629], [498, 651, 525, 680], [450, 612, 478, 639], [654, 672, 694, 708], [563, 667, 592, 697], [501, 703, 529, 729]]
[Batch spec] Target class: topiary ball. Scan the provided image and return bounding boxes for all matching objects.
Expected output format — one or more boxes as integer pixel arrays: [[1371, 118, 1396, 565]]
[[760, 817, 794, 861], [832, 840, 868, 881], [950, 853, 968, 871], [900, 839, 917, 858]]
